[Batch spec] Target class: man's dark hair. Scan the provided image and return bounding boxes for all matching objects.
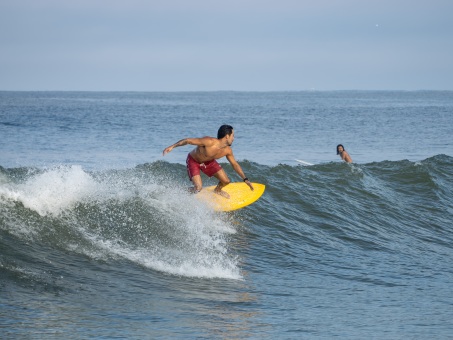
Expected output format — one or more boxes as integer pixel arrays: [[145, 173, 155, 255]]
[[336, 144, 345, 155], [218, 125, 233, 139]]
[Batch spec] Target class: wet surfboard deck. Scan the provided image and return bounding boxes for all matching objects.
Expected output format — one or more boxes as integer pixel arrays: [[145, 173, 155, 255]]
[[197, 182, 265, 212]]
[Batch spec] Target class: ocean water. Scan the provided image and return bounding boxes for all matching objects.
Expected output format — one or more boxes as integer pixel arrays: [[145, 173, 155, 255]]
[[1, 91, 453, 339]]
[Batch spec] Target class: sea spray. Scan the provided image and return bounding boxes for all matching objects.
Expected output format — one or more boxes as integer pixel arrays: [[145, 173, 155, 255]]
[[0, 165, 242, 279]]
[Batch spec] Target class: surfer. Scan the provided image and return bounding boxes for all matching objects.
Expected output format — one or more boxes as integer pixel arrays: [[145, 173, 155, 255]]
[[162, 125, 254, 198], [337, 144, 353, 163]]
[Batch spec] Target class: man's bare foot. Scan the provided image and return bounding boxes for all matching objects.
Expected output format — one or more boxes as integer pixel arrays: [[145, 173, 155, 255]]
[[214, 189, 230, 199], [188, 187, 201, 194]]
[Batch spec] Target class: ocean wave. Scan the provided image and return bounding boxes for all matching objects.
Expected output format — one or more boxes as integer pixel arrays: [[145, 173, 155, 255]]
[[1, 154, 452, 282]]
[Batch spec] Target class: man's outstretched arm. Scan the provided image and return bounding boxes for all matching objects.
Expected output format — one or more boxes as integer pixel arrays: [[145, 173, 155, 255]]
[[163, 139, 189, 155], [163, 137, 213, 156]]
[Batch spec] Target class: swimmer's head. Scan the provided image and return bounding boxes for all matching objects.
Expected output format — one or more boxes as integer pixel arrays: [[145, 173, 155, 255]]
[[336, 144, 345, 155]]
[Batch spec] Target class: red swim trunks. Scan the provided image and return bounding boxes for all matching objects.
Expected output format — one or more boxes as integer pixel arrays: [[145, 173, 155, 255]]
[[186, 154, 222, 181]]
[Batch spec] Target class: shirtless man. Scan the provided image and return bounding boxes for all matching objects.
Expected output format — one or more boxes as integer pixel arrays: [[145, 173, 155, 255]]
[[336, 144, 353, 163], [162, 125, 254, 198]]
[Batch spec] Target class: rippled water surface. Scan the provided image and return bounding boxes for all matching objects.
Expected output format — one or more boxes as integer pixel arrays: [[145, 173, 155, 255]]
[[1, 91, 453, 339]]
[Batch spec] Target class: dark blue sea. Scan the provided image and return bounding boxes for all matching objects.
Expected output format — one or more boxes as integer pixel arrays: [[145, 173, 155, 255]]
[[1, 91, 453, 339]]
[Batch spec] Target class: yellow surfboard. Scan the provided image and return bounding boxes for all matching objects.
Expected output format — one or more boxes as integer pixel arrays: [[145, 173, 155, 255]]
[[197, 182, 266, 212]]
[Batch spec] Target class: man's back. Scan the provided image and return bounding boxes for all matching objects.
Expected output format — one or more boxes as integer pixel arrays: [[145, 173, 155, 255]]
[[189, 136, 232, 163]]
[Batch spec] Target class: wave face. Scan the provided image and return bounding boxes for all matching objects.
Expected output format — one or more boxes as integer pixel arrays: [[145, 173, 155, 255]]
[[2, 155, 452, 278], [1, 155, 453, 338]]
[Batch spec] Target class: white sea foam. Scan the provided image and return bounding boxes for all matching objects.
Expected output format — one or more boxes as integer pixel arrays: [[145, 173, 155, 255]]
[[13, 165, 97, 217], [1, 165, 242, 279], [84, 186, 241, 279]]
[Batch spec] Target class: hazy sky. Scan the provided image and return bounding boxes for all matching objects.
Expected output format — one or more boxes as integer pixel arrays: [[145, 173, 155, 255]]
[[1, 0, 452, 91]]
